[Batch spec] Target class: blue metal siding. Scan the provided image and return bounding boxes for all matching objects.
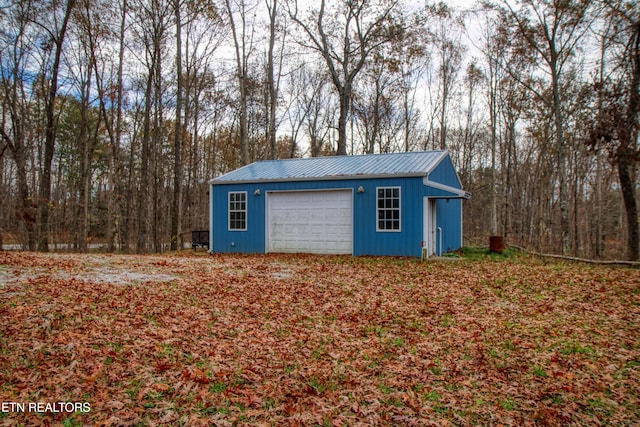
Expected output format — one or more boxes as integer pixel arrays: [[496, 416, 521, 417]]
[[211, 183, 266, 253], [429, 155, 464, 254], [435, 198, 463, 253], [428, 155, 462, 189], [352, 177, 425, 256], [211, 177, 429, 256]]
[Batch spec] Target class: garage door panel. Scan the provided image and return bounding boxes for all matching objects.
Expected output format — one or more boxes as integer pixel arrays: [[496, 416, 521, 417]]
[[268, 190, 353, 254]]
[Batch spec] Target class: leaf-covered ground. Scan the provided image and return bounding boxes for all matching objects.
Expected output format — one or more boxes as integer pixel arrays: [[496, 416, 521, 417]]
[[0, 251, 638, 426]]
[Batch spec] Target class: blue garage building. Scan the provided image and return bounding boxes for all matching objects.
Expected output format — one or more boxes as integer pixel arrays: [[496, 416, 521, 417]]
[[209, 150, 470, 257]]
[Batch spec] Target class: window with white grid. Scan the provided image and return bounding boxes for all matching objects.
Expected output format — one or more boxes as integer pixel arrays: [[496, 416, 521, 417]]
[[228, 192, 247, 231], [377, 187, 400, 231]]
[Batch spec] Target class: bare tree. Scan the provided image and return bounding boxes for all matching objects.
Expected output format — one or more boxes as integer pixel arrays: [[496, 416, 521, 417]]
[[498, 0, 592, 255], [301, 66, 334, 156], [287, 0, 401, 155], [394, 7, 430, 152], [429, 3, 464, 150], [182, 1, 225, 241], [588, 0, 640, 260], [170, 0, 184, 251], [264, 0, 286, 159], [131, 0, 171, 253], [87, 0, 128, 252], [352, 52, 401, 154], [0, 0, 39, 250], [68, 0, 102, 252], [474, 9, 510, 237], [225, 0, 256, 165], [36, 0, 77, 251], [283, 62, 333, 157]]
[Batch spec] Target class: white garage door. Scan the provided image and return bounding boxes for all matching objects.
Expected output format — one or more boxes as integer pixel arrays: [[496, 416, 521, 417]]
[[267, 190, 353, 254]]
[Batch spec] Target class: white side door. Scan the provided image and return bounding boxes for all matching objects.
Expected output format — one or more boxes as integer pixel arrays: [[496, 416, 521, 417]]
[[423, 197, 437, 257]]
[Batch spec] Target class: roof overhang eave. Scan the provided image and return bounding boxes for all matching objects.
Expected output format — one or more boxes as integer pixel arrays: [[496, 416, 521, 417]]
[[423, 178, 471, 199], [209, 172, 428, 185]]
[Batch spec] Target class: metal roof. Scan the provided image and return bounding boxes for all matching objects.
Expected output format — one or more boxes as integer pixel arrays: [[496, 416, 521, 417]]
[[211, 150, 450, 184]]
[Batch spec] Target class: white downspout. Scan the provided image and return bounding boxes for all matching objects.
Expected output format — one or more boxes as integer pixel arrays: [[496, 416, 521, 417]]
[[437, 227, 442, 256]]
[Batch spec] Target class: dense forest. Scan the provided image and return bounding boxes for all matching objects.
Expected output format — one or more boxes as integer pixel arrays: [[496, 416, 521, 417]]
[[0, 0, 638, 259]]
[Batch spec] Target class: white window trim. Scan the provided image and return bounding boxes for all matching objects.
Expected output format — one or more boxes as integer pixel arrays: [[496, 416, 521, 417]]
[[376, 186, 401, 232], [228, 191, 247, 231]]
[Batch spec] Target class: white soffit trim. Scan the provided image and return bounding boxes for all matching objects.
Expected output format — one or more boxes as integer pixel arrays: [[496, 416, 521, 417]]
[[423, 179, 471, 199]]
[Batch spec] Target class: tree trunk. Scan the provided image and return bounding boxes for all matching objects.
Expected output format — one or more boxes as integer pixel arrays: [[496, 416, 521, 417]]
[[620, 21, 640, 261], [171, 0, 183, 251], [38, 0, 76, 252], [371, 77, 382, 154], [225, 0, 250, 165], [439, 79, 448, 150], [109, 0, 127, 252], [403, 87, 410, 152], [78, 80, 90, 252], [618, 152, 639, 260], [152, 38, 164, 254], [15, 144, 37, 250], [137, 65, 154, 254], [337, 89, 349, 155], [553, 82, 570, 256], [266, 0, 278, 160]]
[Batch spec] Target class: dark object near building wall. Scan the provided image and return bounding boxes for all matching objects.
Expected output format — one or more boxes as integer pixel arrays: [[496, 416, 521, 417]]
[[192, 230, 209, 250]]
